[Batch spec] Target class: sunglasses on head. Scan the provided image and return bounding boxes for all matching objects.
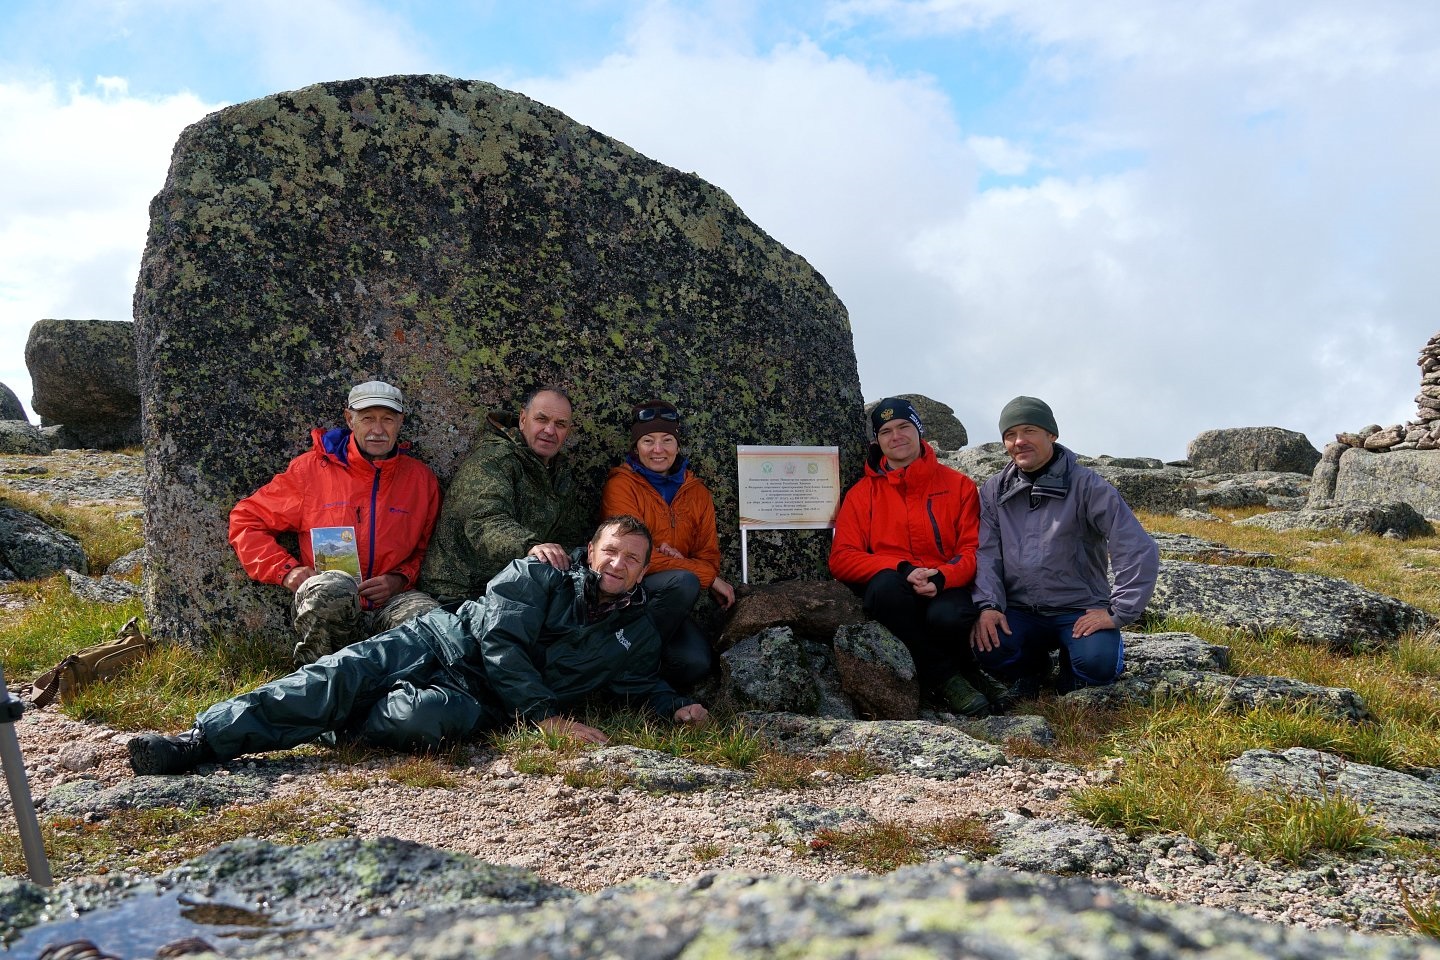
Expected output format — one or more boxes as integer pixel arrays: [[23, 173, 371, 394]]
[[634, 407, 680, 423]]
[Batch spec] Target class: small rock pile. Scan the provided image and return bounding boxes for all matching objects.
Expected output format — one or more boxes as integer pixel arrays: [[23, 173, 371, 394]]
[[1335, 331, 1440, 452]]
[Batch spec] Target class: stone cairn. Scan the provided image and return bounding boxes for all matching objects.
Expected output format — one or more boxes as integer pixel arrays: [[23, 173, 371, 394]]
[[1334, 331, 1440, 453]]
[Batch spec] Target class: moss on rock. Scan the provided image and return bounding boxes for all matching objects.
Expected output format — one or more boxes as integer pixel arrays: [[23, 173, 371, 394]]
[[134, 75, 864, 646]]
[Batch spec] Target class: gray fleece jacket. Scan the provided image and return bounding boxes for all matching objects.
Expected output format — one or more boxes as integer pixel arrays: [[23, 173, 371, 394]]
[[972, 443, 1159, 627]]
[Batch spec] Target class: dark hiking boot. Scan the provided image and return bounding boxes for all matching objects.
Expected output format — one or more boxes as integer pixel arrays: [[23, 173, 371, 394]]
[[960, 665, 1011, 712], [940, 673, 991, 718], [128, 728, 216, 775]]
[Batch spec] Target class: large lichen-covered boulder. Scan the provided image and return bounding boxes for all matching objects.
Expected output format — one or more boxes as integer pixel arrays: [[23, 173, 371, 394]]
[[1187, 426, 1321, 474], [24, 319, 141, 449], [134, 75, 865, 646]]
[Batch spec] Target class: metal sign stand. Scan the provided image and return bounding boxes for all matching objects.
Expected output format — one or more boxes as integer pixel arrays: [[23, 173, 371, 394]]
[[0, 665, 52, 885]]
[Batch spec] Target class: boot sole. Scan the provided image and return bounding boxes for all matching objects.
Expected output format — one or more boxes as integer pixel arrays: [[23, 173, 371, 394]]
[[127, 736, 169, 775]]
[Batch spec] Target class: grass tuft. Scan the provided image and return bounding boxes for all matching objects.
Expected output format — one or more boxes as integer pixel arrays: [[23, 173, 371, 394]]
[[804, 815, 994, 873], [0, 797, 352, 881], [385, 756, 462, 789], [1400, 878, 1440, 939]]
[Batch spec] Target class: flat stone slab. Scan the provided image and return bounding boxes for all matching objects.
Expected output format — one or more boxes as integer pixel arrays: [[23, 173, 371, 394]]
[[1148, 559, 1434, 651], [42, 774, 272, 815], [990, 815, 1139, 876], [564, 745, 748, 792], [1150, 532, 1275, 567], [742, 712, 1007, 780], [1122, 631, 1231, 672], [1237, 501, 1433, 540], [767, 802, 873, 842], [1227, 747, 1440, 839], [1066, 670, 1370, 722]]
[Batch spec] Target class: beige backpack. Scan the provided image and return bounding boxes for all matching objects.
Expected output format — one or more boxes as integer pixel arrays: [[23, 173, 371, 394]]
[[30, 617, 155, 708]]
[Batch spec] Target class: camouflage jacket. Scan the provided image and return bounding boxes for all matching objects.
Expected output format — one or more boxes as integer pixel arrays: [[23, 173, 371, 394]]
[[418, 413, 590, 602]]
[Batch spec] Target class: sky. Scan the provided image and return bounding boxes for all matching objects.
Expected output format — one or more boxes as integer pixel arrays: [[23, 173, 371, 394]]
[[2, 1, 1437, 460]]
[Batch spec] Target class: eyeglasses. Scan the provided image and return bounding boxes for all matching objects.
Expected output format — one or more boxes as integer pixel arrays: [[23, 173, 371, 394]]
[[634, 407, 680, 423]]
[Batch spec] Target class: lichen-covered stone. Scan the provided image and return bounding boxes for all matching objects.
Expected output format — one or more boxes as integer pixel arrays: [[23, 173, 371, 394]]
[[941, 441, 1010, 485], [0, 421, 49, 454], [1147, 560, 1434, 651], [24, 318, 141, 449], [1188, 427, 1322, 474], [990, 816, 1139, 875], [1091, 465, 1199, 514], [743, 712, 1006, 780], [1123, 631, 1232, 672], [1237, 500, 1433, 539], [767, 802, 874, 842], [43, 773, 272, 815], [563, 745, 747, 792], [1227, 747, 1440, 839], [64, 568, 141, 603], [1150, 532, 1275, 567], [718, 626, 819, 714], [0, 504, 87, 579], [831, 620, 920, 719], [133, 75, 864, 647], [1334, 447, 1440, 519]]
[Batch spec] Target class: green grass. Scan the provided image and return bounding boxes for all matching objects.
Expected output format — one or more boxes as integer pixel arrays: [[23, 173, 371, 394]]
[[386, 756, 463, 789], [0, 579, 147, 679], [0, 797, 353, 881], [1399, 879, 1440, 939], [0, 488, 143, 574]]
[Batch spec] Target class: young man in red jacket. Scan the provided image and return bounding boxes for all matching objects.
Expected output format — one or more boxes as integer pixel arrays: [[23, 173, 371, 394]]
[[829, 397, 1002, 716], [229, 381, 441, 665]]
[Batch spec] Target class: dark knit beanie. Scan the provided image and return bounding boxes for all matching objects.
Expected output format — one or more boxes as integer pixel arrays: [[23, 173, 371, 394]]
[[629, 399, 681, 445], [870, 397, 924, 437], [998, 396, 1058, 437]]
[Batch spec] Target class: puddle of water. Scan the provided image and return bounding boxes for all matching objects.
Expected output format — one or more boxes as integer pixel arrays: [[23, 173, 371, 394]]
[[3, 888, 309, 959]]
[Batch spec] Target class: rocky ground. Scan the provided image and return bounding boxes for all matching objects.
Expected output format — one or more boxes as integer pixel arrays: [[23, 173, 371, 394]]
[[3, 449, 1440, 958]]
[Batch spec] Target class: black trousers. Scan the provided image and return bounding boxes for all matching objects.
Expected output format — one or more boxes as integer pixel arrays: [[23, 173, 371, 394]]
[[861, 569, 979, 692]]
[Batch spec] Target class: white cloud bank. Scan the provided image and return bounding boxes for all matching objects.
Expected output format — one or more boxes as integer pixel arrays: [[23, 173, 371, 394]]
[[0, 77, 218, 419]]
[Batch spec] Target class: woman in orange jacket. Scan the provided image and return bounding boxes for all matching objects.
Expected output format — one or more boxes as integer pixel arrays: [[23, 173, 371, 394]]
[[601, 400, 734, 689]]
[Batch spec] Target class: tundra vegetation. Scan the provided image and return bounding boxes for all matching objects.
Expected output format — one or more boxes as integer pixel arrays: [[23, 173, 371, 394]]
[[2, 498, 1439, 935]]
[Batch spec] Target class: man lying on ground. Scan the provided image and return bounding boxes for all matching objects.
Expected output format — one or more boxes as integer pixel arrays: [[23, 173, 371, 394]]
[[129, 516, 707, 775]]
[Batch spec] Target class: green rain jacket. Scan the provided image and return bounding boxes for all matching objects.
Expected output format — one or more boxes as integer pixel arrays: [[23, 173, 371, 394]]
[[431, 555, 693, 724], [419, 412, 591, 602]]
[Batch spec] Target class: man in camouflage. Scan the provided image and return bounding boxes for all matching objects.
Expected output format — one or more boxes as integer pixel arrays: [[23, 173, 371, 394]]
[[230, 381, 441, 665], [418, 387, 590, 603]]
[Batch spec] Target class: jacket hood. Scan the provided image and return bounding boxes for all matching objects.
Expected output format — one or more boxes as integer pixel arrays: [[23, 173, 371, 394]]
[[996, 442, 1076, 505], [484, 411, 565, 465], [311, 427, 412, 468]]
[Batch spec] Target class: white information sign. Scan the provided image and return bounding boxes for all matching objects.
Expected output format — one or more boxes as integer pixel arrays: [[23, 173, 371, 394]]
[[735, 445, 841, 582]]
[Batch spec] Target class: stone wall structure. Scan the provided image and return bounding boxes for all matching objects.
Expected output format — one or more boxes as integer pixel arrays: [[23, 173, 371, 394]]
[[135, 75, 865, 647]]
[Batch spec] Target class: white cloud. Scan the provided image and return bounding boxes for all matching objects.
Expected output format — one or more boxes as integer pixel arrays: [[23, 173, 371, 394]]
[[966, 135, 1032, 177], [0, 77, 219, 419]]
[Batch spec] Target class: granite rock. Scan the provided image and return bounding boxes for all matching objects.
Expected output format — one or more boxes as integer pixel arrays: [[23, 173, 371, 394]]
[[0, 421, 50, 455], [742, 712, 1007, 780], [1236, 500, 1433, 539], [0, 504, 87, 579], [1333, 448, 1440, 519], [134, 75, 865, 647], [1147, 560, 1434, 651], [717, 579, 866, 652], [718, 626, 819, 714], [1228, 747, 1440, 839], [1188, 427, 1321, 475], [24, 318, 141, 449], [0, 382, 25, 421], [831, 620, 920, 719]]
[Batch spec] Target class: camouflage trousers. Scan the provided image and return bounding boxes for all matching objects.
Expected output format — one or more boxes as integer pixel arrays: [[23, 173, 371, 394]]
[[291, 570, 439, 666]]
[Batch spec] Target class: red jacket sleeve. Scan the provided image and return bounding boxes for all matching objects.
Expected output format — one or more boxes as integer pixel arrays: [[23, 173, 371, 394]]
[[228, 459, 309, 585], [932, 473, 979, 591], [829, 480, 905, 584]]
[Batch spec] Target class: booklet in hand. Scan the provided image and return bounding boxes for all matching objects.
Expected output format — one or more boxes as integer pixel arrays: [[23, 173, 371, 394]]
[[311, 526, 362, 579]]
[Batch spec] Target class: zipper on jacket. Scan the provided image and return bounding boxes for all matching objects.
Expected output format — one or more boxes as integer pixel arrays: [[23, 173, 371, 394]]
[[365, 468, 381, 581], [925, 497, 945, 557]]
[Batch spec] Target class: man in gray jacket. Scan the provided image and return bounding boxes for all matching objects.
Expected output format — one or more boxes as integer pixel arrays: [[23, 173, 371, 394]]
[[970, 396, 1158, 697]]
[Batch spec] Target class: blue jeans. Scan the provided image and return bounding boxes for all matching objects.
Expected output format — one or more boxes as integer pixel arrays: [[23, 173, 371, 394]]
[[972, 606, 1124, 691]]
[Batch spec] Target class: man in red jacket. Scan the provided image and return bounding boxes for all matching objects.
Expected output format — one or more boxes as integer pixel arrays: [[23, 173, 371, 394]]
[[829, 397, 1002, 716], [229, 381, 442, 665]]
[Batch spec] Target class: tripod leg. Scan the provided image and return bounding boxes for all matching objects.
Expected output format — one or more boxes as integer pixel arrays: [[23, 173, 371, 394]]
[[0, 666, 53, 885]]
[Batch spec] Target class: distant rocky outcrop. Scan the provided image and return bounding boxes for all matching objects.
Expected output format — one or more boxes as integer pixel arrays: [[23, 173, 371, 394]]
[[1326, 448, 1440, 520], [1237, 501, 1432, 540], [1147, 560, 1433, 652], [134, 75, 865, 647], [24, 318, 141, 449], [0, 382, 25, 421], [0, 421, 50, 455], [1187, 427, 1321, 475], [864, 394, 967, 450]]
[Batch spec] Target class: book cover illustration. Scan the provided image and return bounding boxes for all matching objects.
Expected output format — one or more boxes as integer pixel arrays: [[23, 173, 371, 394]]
[[310, 526, 361, 578]]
